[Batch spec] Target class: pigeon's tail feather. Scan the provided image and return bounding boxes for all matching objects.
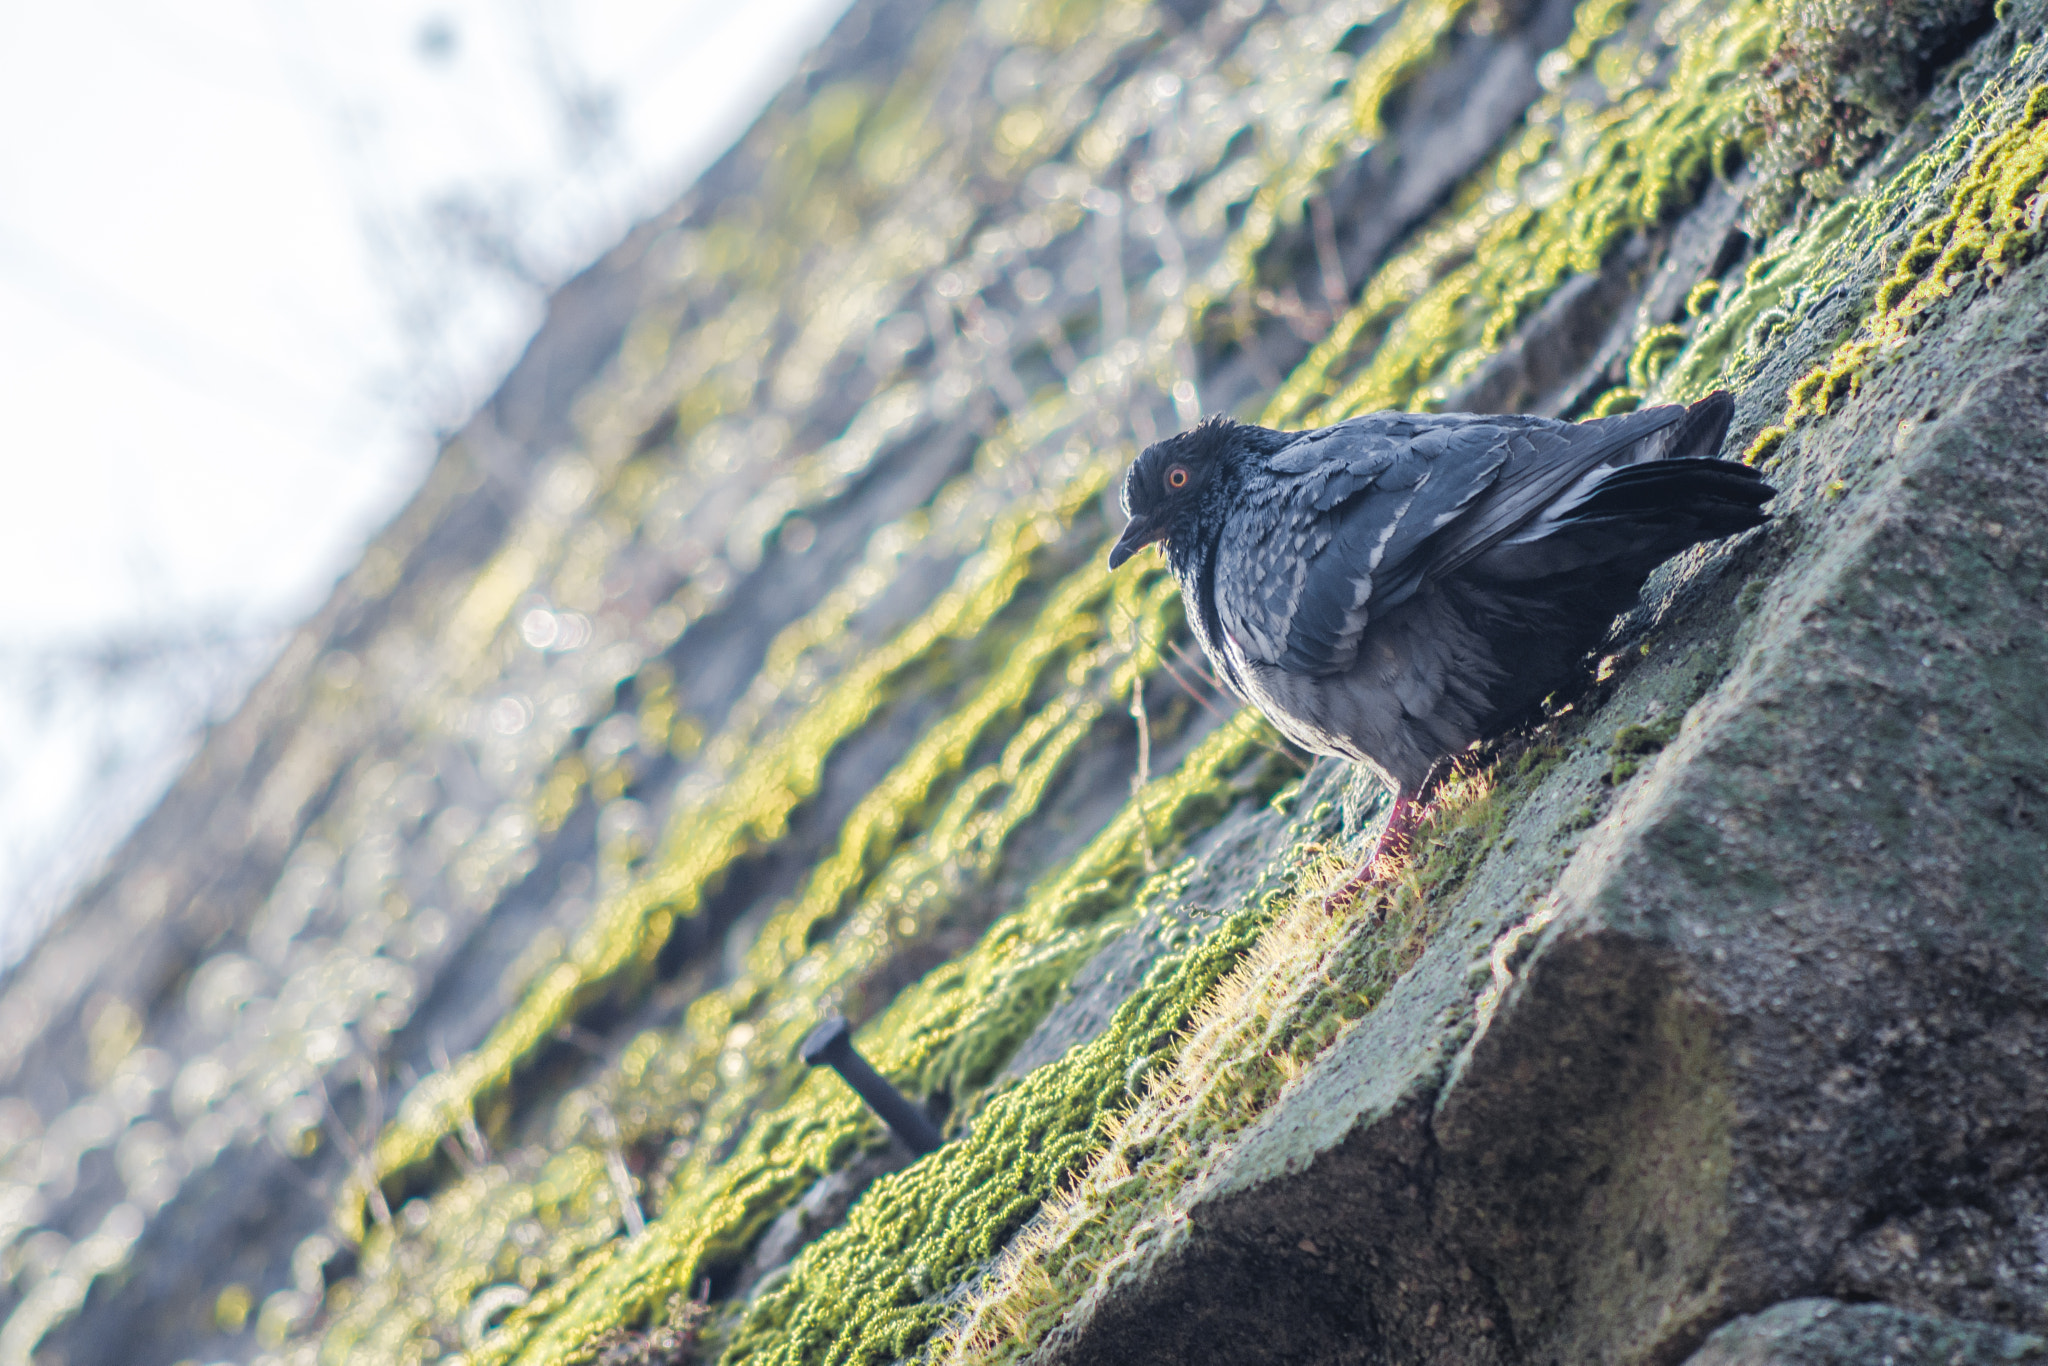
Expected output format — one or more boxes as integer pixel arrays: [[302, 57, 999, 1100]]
[[1572, 456, 1770, 523], [1628, 390, 1735, 464], [1468, 456, 1770, 583], [1424, 396, 1722, 580]]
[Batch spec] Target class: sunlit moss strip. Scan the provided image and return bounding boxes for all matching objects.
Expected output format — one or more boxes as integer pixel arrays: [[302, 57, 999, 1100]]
[[1659, 74, 2048, 416], [710, 728, 1305, 1366], [1655, 196, 1867, 403], [1742, 83, 2048, 461], [588, 567, 1188, 1181], [1255, 0, 1684, 427], [342, 467, 1114, 1236], [1271, 0, 1771, 423], [934, 751, 1547, 1363], [731, 560, 1176, 997], [1352, 0, 1478, 135], [609, 565, 1195, 1231], [343, 547, 1185, 1362], [1184, 0, 1480, 329], [1256, 142, 1541, 425], [314, 557, 1187, 1365], [744, 576, 1102, 976], [473, 712, 1289, 1366], [318, 1152, 623, 1365]]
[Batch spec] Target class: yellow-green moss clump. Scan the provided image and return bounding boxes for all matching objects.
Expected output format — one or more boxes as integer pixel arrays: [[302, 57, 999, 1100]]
[[1265, 0, 1771, 425], [461, 714, 1299, 1366], [342, 471, 1125, 1232], [1746, 81, 2048, 459]]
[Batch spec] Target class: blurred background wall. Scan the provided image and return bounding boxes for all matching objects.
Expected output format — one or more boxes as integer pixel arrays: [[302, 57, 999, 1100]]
[[0, 0, 855, 963]]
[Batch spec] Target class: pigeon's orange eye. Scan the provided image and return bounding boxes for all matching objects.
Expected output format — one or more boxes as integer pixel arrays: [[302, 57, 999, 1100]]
[[1167, 466, 1190, 489]]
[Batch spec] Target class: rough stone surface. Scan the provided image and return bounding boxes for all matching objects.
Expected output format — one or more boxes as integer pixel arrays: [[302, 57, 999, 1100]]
[[1683, 1300, 2048, 1366]]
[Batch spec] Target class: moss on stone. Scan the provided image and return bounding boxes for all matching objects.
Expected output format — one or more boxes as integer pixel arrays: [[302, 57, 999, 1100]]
[[1746, 82, 2048, 457], [285, 4, 2048, 1366], [929, 748, 1560, 1365], [1607, 714, 1684, 782], [340, 474, 1123, 1236], [1628, 322, 1691, 388], [1746, 0, 1997, 227], [468, 714, 1295, 1366], [1267, 0, 1772, 424]]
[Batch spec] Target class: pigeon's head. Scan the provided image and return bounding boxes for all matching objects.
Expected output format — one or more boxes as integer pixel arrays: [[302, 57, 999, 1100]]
[[1109, 415, 1241, 570]]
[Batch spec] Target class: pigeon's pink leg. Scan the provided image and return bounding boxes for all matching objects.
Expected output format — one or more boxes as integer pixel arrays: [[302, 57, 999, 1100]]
[[1322, 789, 1422, 910], [1370, 790, 1425, 868]]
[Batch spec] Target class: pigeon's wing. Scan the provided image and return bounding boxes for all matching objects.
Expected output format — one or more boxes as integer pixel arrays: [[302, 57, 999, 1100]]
[[1259, 416, 1407, 508], [1211, 416, 1515, 677], [1422, 403, 1691, 579]]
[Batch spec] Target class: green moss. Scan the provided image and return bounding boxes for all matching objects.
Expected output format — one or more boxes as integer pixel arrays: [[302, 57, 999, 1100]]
[[932, 748, 1560, 1364], [1607, 715, 1684, 782], [1745, 0, 1997, 228], [1744, 81, 2048, 457], [317, 695, 1291, 1365], [1744, 423, 1791, 463], [712, 740, 1315, 1366], [466, 714, 1295, 1366], [1628, 322, 1690, 388], [339, 474, 1125, 1234], [1592, 386, 1646, 415], [319, 536, 1222, 1359], [1266, 0, 1773, 424]]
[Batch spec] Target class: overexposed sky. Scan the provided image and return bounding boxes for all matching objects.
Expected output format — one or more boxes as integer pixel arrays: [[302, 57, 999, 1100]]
[[0, 0, 856, 958]]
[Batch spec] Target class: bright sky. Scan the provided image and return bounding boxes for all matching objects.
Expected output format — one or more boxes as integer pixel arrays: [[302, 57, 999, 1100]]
[[0, 0, 856, 959]]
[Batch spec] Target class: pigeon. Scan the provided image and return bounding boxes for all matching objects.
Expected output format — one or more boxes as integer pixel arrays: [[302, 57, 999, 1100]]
[[1108, 391, 1771, 870]]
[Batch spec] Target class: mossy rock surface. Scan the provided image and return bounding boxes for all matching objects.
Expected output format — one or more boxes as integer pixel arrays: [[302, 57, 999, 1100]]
[[1684, 1300, 2048, 1366], [5, 0, 2048, 1362], [992, 215, 2048, 1366]]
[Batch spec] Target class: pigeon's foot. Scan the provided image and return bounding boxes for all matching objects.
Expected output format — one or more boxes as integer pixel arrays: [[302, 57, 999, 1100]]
[[1321, 791, 1423, 910]]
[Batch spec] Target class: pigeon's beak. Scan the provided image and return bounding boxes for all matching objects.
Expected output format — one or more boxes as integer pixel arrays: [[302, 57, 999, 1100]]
[[1107, 514, 1164, 570]]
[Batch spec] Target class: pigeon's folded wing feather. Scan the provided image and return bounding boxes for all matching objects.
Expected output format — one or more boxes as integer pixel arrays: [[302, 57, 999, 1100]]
[[1207, 497, 1330, 666], [1214, 419, 1513, 678], [1259, 416, 1405, 509], [1423, 403, 1688, 579]]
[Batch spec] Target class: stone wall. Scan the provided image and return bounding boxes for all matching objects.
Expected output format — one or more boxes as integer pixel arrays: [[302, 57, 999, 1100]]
[[2, 0, 2045, 1362]]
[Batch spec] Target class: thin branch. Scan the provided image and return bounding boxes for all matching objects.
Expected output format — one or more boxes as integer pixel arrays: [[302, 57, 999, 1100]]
[[1130, 672, 1157, 875], [587, 1099, 648, 1240], [432, 1040, 492, 1169], [314, 1064, 392, 1230], [1310, 193, 1349, 318]]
